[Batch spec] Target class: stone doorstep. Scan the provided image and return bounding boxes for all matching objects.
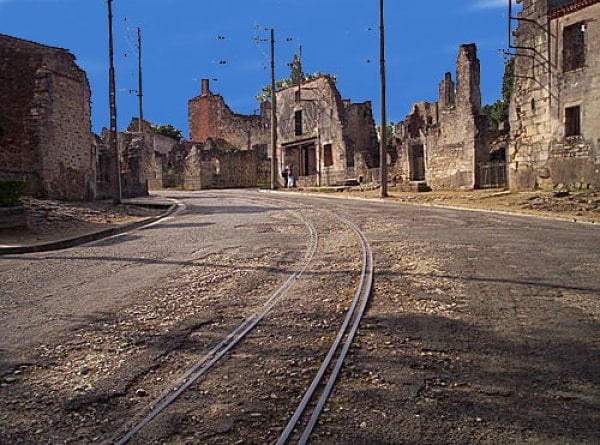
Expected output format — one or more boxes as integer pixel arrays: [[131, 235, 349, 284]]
[[0, 205, 26, 229]]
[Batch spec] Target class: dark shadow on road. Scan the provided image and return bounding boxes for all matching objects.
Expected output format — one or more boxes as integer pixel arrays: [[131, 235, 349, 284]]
[[139, 222, 215, 230], [4, 254, 598, 294]]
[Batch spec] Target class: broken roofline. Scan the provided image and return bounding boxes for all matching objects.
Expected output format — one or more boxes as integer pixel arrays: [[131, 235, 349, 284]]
[[0, 33, 75, 59], [547, 0, 600, 18], [275, 74, 337, 93], [277, 74, 373, 107]]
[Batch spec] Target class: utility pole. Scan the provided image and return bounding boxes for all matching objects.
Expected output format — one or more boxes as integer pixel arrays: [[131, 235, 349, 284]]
[[379, 0, 388, 198], [107, 0, 121, 203], [137, 27, 144, 133], [270, 28, 278, 190]]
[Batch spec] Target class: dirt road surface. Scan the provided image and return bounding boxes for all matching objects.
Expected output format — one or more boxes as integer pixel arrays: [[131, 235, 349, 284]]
[[0, 190, 598, 444]]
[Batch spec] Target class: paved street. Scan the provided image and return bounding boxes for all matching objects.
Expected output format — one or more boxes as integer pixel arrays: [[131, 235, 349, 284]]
[[1, 190, 598, 444]]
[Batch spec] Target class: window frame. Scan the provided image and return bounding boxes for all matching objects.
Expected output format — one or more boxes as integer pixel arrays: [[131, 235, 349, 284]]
[[562, 21, 586, 72], [564, 105, 581, 137]]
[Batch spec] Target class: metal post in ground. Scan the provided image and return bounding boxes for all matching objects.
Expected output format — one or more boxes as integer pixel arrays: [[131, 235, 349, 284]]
[[270, 28, 278, 190], [379, 0, 388, 198], [107, 0, 122, 203]]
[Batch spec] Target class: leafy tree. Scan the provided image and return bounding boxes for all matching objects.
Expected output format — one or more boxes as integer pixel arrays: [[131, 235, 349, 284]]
[[483, 57, 515, 129], [256, 53, 335, 103], [290, 53, 303, 85], [152, 124, 182, 140]]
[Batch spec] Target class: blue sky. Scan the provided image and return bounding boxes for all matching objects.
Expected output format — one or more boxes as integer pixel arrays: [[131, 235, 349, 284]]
[[0, 0, 518, 137]]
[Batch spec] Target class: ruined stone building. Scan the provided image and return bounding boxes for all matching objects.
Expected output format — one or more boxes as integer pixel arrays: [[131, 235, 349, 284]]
[[509, 0, 600, 190], [0, 34, 96, 200], [183, 138, 268, 190], [188, 79, 269, 151], [276, 75, 379, 187], [393, 44, 496, 190]]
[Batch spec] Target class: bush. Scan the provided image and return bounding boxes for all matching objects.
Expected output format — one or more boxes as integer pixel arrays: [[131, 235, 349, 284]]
[[0, 180, 26, 207]]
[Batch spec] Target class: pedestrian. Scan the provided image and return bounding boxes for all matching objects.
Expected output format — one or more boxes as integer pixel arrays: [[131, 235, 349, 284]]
[[281, 166, 288, 185], [286, 164, 294, 188]]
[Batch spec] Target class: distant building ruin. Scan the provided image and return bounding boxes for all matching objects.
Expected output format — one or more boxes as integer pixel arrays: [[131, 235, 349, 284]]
[[276, 76, 379, 187], [188, 79, 269, 151], [393, 44, 500, 191], [509, 0, 600, 190], [183, 138, 269, 190], [0, 34, 96, 200]]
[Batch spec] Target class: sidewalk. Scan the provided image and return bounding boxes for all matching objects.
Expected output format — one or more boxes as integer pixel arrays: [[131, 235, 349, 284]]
[[285, 187, 600, 225], [0, 196, 179, 255]]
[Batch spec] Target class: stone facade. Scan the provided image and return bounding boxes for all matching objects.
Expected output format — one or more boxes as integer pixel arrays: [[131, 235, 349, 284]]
[[183, 139, 269, 190], [188, 79, 270, 151], [509, 0, 600, 190], [0, 34, 96, 200], [276, 76, 379, 187], [96, 126, 149, 199], [393, 44, 492, 190]]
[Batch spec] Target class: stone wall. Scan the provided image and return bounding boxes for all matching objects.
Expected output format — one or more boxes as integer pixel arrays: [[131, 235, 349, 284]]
[[509, 0, 600, 190], [394, 44, 491, 190], [183, 138, 268, 190], [0, 34, 96, 200], [97, 128, 148, 199], [188, 79, 269, 150]]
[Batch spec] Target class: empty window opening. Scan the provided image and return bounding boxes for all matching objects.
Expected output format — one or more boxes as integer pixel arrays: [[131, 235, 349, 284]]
[[323, 144, 333, 167], [563, 22, 586, 72], [294, 110, 303, 136], [565, 106, 581, 137]]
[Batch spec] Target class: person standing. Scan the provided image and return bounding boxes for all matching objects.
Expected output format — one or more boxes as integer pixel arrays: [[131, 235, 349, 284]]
[[286, 164, 294, 188]]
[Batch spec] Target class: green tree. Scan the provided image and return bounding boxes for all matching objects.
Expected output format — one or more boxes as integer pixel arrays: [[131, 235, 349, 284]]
[[483, 57, 515, 129], [152, 124, 182, 140], [290, 53, 303, 85]]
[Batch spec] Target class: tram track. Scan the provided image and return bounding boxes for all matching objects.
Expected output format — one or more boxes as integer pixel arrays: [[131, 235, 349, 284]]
[[111, 193, 374, 444], [112, 202, 319, 444]]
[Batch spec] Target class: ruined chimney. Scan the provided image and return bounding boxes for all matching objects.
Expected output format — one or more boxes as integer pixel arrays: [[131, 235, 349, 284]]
[[438, 72, 456, 109], [201, 78, 211, 97], [456, 44, 481, 112]]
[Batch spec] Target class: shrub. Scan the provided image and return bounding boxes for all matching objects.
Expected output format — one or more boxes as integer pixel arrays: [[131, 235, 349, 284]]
[[0, 180, 26, 207]]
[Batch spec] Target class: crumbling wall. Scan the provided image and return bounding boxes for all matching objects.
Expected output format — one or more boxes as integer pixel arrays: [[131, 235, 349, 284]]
[[188, 79, 269, 150], [509, 0, 600, 190], [183, 138, 266, 190], [344, 101, 380, 181], [394, 44, 490, 190], [0, 34, 96, 200]]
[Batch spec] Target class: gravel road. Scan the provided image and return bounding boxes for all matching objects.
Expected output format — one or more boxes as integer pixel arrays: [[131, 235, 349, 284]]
[[0, 189, 598, 444]]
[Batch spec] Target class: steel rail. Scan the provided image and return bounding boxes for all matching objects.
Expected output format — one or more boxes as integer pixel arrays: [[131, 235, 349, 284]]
[[113, 206, 318, 444], [276, 211, 374, 445]]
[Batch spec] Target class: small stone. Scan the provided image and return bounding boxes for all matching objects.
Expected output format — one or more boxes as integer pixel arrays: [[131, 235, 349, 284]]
[[360, 421, 367, 428], [3, 377, 16, 384], [135, 388, 148, 397]]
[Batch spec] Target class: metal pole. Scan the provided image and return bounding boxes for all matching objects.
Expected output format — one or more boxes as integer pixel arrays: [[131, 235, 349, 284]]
[[137, 27, 144, 133], [379, 0, 388, 198], [107, 0, 121, 203], [270, 28, 278, 190]]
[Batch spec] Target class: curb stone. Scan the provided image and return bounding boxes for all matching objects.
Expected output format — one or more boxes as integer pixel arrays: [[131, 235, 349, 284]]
[[261, 189, 599, 226], [0, 199, 185, 255]]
